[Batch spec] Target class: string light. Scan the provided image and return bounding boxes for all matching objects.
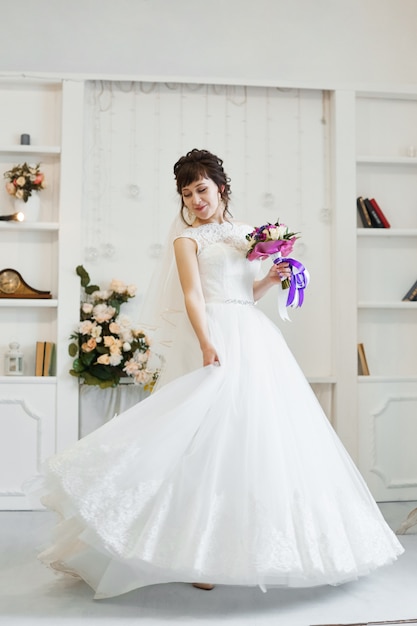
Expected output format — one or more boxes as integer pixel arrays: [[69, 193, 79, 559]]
[[85, 80, 116, 262], [227, 85, 247, 107], [84, 80, 101, 263], [242, 85, 249, 219], [127, 81, 140, 201], [148, 83, 162, 259], [295, 88, 307, 256], [321, 90, 332, 225], [224, 86, 231, 177], [100, 81, 115, 259], [204, 84, 210, 149], [180, 82, 186, 149]]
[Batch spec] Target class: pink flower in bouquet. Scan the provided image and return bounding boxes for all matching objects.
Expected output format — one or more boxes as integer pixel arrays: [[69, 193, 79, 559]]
[[246, 220, 299, 273], [246, 237, 297, 261]]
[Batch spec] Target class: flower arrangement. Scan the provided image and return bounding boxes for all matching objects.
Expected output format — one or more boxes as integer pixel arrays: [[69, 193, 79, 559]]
[[68, 265, 159, 389], [4, 162, 46, 202], [246, 221, 299, 289], [246, 220, 309, 320]]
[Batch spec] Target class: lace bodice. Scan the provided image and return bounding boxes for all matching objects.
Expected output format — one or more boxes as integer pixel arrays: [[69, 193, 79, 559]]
[[176, 222, 260, 304]]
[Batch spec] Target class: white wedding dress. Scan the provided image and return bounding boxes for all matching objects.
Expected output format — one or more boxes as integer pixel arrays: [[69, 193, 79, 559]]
[[38, 222, 403, 599]]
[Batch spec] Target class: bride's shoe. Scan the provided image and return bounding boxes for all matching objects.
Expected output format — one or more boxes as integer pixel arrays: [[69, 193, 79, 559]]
[[192, 582, 215, 590]]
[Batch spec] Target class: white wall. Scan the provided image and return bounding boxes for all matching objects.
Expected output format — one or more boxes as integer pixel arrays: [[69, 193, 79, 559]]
[[0, 0, 416, 88], [81, 81, 331, 377]]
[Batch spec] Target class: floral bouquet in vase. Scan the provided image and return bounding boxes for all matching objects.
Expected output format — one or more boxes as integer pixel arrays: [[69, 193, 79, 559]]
[[246, 220, 309, 319], [69, 266, 159, 389], [4, 162, 45, 202]]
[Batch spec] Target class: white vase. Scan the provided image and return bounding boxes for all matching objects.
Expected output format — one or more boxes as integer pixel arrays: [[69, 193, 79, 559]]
[[14, 191, 41, 222]]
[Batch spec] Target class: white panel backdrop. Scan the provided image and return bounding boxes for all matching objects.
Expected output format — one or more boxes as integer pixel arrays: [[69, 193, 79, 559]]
[[81, 81, 332, 378]]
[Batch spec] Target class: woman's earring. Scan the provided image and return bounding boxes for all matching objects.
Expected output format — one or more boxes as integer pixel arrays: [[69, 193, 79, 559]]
[[186, 208, 195, 224]]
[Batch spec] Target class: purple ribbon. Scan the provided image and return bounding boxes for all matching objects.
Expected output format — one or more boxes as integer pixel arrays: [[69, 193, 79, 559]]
[[273, 256, 309, 308]]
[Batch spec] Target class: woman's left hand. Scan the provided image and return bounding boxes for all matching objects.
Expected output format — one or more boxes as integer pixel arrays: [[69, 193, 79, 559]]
[[268, 261, 291, 285], [253, 261, 292, 300]]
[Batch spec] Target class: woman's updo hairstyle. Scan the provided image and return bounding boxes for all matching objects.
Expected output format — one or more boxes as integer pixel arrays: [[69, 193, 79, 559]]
[[173, 149, 232, 223]]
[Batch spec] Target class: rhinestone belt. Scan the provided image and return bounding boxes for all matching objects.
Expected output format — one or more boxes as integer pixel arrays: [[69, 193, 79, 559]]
[[224, 299, 255, 305]]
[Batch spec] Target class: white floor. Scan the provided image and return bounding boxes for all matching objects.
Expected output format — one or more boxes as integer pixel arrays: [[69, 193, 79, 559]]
[[0, 503, 416, 626]]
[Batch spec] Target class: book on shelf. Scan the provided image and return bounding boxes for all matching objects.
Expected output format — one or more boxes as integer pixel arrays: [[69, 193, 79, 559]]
[[356, 196, 390, 228], [35, 341, 45, 376], [369, 197, 391, 228], [35, 341, 56, 376], [402, 279, 417, 302], [357, 343, 370, 375], [356, 197, 372, 228], [43, 341, 56, 376], [363, 198, 385, 228]]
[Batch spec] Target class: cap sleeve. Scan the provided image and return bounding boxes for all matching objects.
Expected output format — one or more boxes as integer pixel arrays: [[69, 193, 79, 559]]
[[174, 229, 202, 254]]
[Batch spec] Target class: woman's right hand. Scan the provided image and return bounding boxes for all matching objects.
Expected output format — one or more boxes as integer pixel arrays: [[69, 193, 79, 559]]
[[201, 343, 220, 367]]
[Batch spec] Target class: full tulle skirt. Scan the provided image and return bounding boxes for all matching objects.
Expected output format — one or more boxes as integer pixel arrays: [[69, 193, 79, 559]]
[[37, 303, 403, 598]]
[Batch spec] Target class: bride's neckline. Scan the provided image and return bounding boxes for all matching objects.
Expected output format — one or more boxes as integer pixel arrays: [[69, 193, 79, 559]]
[[190, 221, 235, 230]]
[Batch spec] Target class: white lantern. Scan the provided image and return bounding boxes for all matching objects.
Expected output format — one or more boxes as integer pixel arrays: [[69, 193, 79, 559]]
[[4, 342, 24, 376]]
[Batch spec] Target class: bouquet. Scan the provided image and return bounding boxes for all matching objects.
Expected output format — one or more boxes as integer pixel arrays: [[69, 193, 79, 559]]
[[246, 221, 299, 289], [4, 162, 46, 202], [246, 220, 309, 319], [68, 266, 159, 389]]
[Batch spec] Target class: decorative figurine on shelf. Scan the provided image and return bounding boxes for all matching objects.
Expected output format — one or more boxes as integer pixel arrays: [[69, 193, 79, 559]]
[[4, 342, 24, 375], [0, 268, 51, 299]]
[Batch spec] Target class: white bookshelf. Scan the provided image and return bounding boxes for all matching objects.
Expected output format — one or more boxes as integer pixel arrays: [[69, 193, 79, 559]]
[[0, 78, 84, 510], [354, 91, 417, 501]]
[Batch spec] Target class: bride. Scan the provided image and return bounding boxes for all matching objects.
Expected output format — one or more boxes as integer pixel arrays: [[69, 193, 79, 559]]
[[38, 149, 403, 599]]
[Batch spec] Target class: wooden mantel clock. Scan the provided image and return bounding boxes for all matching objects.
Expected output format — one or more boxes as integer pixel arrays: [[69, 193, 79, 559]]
[[0, 268, 52, 299]]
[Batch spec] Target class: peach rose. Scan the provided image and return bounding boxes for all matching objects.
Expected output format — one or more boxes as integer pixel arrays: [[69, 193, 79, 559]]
[[96, 354, 111, 365], [104, 336, 122, 349], [134, 370, 152, 384], [123, 359, 138, 375], [81, 338, 97, 352], [109, 279, 126, 294], [79, 320, 94, 335]]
